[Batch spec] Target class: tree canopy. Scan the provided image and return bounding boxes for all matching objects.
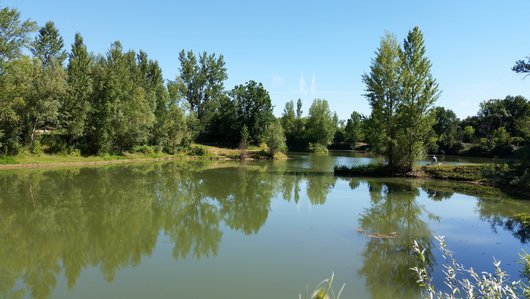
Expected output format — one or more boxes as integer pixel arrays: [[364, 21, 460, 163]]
[[363, 27, 439, 172]]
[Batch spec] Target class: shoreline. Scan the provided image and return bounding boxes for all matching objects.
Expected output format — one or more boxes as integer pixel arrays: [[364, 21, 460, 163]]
[[0, 156, 182, 170], [0, 145, 279, 170], [334, 163, 530, 199]]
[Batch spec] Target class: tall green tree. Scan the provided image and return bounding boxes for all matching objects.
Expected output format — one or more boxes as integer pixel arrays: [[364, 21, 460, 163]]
[[63, 33, 93, 146], [18, 58, 65, 146], [31, 21, 67, 67], [21, 21, 69, 146], [476, 96, 530, 138], [431, 107, 459, 153], [306, 99, 337, 149], [0, 5, 37, 70], [281, 100, 295, 139], [363, 27, 439, 172], [0, 57, 34, 153], [229, 80, 274, 145], [344, 111, 364, 147], [0, 5, 37, 153], [398, 27, 439, 169], [174, 50, 227, 137], [362, 33, 402, 168], [281, 99, 308, 151], [87, 42, 155, 154]]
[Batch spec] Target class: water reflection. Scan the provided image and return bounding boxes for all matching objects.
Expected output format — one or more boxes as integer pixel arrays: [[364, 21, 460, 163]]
[[0, 159, 529, 299], [0, 162, 338, 299], [354, 179, 435, 299]]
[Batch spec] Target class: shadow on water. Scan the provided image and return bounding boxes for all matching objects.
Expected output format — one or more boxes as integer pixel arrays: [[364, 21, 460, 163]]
[[0, 158, 529, 299]]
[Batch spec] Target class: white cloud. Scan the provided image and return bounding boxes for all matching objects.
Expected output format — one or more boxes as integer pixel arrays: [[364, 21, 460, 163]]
[[299, 73, 307, 98]]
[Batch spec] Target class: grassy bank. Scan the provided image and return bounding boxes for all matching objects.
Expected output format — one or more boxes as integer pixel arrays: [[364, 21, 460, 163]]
[[334, 163, 530, 198], [0, 144, 276, 170]]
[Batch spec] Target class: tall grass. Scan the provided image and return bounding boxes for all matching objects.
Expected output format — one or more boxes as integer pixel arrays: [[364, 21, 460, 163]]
[[300, 272, 345, 299], [412, 236, 530, 298]]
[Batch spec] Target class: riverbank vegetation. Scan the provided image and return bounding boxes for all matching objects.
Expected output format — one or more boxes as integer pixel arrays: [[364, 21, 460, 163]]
[[412, 236, 530, 298], [0, 3, 528, 170], [335, 163, 530, 197]]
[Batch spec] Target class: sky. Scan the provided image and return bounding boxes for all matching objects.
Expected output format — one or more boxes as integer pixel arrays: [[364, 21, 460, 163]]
[[4, 0, 530, 120]]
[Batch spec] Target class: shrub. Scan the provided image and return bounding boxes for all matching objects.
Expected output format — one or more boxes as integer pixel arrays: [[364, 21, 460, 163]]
[[30, 140, 43, 155], [309, 143, 328, 154], [132, 145, 155, 155]]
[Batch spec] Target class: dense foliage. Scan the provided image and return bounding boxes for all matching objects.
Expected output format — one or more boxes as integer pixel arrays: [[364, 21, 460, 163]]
[[362, 27, 439, 172], [0, 4, 283, 156], [0, 3, 527, 168]]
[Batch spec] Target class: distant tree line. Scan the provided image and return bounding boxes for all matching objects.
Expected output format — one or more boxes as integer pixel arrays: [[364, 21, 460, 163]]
[[0, 3, 528, 163]]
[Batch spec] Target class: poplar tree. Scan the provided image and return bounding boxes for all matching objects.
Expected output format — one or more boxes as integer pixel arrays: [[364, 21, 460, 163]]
[[306, 99, 337, 149], [64, 33, 93, 146], [362, 33, 402, 168], [398, 27, 439, 169], [174, 50, 227, 137], [363, 27, 439, 172]]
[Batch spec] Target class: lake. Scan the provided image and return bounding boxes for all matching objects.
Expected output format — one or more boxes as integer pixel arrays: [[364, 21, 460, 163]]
[[1, 152, 529, 298]]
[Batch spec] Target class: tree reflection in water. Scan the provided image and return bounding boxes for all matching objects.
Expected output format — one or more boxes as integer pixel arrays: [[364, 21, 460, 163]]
[[0, 161, 339, 299], [351, 179, 435, 299], [1, 161, 529, 299]]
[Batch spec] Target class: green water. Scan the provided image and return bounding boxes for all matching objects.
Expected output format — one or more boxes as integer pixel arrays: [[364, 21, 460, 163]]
[[1, 153, 529, 299]]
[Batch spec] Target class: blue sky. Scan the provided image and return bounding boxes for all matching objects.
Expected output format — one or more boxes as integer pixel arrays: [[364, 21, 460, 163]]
[[5, 0, 530, 120]]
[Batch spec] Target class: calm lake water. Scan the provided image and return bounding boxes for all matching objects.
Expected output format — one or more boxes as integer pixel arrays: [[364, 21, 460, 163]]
[[1, 152, 529, 299]]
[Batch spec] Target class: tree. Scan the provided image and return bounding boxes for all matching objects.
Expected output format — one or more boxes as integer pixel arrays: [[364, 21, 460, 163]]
[[344, 111, 364, 147], [174, 50, 227, 137], [462, 125, 475, 143], [398, 27, 440, 170], [239, 124, 249, 150], [363, 27, 439, 172], [0, 5, 37, 153], [295, 98, 304, 135], [0, 5, 37, 70], [362, 33, 402, 168], [306, 99, 337, 149], [87, 42, 155, 154], [229, 80, 274, 145], [513, 56, 530, 75], [516, 116, 530, 144], [13, 58, 66, 146], [265, 119, 286, 156], [63, 33, 93, 146], [432, 107, 459, 152], [31, 21, 67, 67], [0, 57, 35, 153], [476, 96, 530, 138], [281, 100, 295, 139]]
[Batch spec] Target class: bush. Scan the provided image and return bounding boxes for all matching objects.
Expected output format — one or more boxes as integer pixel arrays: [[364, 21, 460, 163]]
[[511, 168, 530, 194], [189, 145, 209, 156], [132, 145, 156, 155], [30, 140, 43, 155], [176, 145, 210, 157], [309, 143, 328, 154]]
